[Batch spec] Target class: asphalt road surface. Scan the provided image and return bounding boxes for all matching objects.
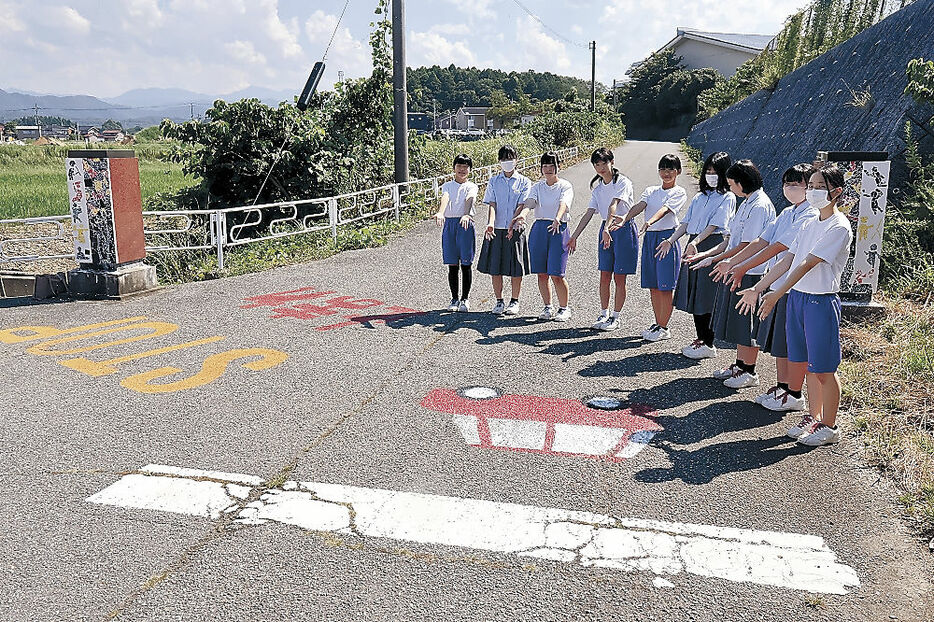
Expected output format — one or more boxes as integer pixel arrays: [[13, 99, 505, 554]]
[[1, 140, 931, 621]]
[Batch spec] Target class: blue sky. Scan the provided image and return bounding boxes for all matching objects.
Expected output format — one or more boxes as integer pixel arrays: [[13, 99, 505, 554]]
[[1, 0, 808, 98]]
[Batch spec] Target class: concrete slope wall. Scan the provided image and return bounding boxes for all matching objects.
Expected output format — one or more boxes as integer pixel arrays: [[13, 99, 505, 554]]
[[687, 0, 934, 204]]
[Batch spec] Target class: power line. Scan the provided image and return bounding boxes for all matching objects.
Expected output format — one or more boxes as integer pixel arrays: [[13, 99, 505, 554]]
[[509, 0, 587, 48], [321, 0, 351, 62]]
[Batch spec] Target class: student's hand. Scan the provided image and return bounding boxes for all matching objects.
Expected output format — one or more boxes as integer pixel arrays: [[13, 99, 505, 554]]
[[683, 251, 706, 265], [606, 217, 624, 232], [683, 241, 698, 260], [735, 287, 760, 316], [655, 239, 673, 259], [691, 256, 715, 270], [601, 229, 612, 250], [434, 213, 444, 227], [728, 266, 748, 292], [639, 222, 649, 237], [547, 219, 561, 234], [484, 224, 495, 241], [711, 259, 732, 282], [567, 236, 578, 253], [459, 215, 473, 230], [757, 291, 780, 320], [510, 214, 526, 233]]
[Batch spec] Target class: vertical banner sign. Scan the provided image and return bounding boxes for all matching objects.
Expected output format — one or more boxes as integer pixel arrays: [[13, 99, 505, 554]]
[[852, 161, 890, 291], [65, 157, 93, 263]]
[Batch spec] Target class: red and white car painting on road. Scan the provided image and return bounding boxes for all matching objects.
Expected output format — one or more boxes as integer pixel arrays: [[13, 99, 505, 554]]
[[421, 387, 663, 462]]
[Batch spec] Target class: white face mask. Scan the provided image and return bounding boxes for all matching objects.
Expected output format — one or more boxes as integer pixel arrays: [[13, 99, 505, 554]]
[[784, 185, 807, 205], [705, 174, 719, 188], [500, 160, 516, 173], [806, 189, 831, 209]]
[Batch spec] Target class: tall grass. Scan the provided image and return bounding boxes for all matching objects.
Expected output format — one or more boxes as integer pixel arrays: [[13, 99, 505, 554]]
[[0, 143, 196, 219]]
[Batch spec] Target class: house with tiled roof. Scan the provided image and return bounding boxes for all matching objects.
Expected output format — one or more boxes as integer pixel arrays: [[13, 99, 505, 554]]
[[659, 28, 775, 77]]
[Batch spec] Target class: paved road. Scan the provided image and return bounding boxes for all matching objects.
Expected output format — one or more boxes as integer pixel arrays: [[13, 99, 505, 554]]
[[1, 140, 931, 621]]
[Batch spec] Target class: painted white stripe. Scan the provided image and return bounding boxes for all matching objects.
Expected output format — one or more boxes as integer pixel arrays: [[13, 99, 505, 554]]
[[449, 414, 481, 445], [87, 467, 861, 595], [488, 419, 546, 450], [552, 424, 626, 455], [615, 430, 656, 459]]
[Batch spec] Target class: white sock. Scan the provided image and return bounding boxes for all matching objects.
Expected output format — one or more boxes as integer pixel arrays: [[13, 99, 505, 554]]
[[611, 311, 619, 318], [601, 308, 609, 315]]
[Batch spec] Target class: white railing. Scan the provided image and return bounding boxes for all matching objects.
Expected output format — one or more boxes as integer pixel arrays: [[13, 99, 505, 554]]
[[0, 147, 580, 270]]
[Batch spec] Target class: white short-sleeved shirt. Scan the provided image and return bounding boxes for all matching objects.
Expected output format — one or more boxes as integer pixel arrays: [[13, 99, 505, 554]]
[[788, 210, 853, 294], [640, 185, 688, 231], [588, 175, 633, 221], [529, 178, 573, 222], [482, 172, 532, 229], [683, 191, 735, 235], [761, 201, 819, 291], [727, 189, 776, 275], [441, 180, 478, 218]]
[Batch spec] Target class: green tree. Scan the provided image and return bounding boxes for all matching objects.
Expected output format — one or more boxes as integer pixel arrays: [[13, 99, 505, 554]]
[[101, 119, 124, 131]]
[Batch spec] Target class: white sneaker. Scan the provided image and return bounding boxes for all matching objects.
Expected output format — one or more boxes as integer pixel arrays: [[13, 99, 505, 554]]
[[457, 299, 470, 312], [591, 313, 610, 330], [755, 385, 781, 405], [798, 423, 841, 446], [553, 307, 572, 322], [446, 298, 460, 312], [504, 300, 520, 316], [641, 324, 659, 339], [712, 364, 740, 380], [538, 306, 554, 320], [786, 414, 818, 439], [599, 315, 620, 331], [763, 390, 807, 412], [723, 369, 759, 389], [683, 342, 717, 359], [643, 326, 671, 342], [491, 300, 506, 315]]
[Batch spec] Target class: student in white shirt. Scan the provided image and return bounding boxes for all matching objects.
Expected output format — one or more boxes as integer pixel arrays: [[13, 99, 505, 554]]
[[666, 152, 736, 359], [567, 148, 635, 331], [737, 164, 853, 447], [613, 154, 687, 341], [686, 159, 775, 389], [433, 153, 478, 313], [510, 152, 574, 322], [712, 163, 818, 410]]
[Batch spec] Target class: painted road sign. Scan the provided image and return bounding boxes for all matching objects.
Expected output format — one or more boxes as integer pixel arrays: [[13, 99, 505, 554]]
[[420, 387, 663, 461]]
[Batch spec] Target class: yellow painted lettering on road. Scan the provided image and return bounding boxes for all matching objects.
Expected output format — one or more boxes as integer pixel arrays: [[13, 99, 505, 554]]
[[0, 317, 147, 344], [60, 336, 226, 377], [120, 348, 289, 394], [27, 321, 179, 356]]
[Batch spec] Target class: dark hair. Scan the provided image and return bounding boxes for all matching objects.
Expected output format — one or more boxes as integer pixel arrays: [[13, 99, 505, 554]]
[[782, 162, 816, 185], [590, 147, 620, 188], [699, 152, 731, 194], [658, 153, 682, 171], [816, 163, 845, 192], [540, 151, 560, 171], [498, 144, 518, 161], [453, 153, 473, 169], [726, 159, 763, 194]]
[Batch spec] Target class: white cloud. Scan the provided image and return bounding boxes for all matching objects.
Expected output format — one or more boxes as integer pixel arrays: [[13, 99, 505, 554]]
[[409, 31, 476, 67], [429, 23, 471, 37], [225, 40, 267, 65], [125, 0, 163, 26], [259, 0, 302, 58], [305, 10, 371, 85], [57, 6, 91, 35], [515, 16, 571, 73]]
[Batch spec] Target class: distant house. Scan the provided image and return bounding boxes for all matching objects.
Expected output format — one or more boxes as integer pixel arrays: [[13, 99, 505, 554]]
[[14, 125, 41, 140], [407, 112, 433, 132], [46, 125, 76, 140], [84, 128, 104, 143], [435, 107, 504, 132], [101, 129, 126, 142], [658, 28, 775, 77], [520, 114, 537, 126], [436, 111, 457, 130]]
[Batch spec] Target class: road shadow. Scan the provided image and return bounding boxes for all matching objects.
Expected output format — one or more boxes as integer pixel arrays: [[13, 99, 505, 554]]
[[595, 376, 736, 410], [578, 351, 700, 379], [0, 297, 75, 309], [633, 400, 810, 485]]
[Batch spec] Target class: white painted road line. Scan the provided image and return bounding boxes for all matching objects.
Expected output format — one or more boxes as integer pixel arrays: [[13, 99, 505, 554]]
[[87, 465, 861, 595]]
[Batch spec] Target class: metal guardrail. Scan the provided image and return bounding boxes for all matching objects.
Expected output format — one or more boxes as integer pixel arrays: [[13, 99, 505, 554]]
[[0, 147, 580, 270]]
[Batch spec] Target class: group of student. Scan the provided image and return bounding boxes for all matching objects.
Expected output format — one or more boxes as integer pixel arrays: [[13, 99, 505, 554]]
[[434, 145, 852, 448]]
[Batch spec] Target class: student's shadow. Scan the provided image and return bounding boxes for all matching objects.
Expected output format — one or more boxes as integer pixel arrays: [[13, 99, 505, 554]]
[[579, 351, 700, 380], [652, 399, 787, 445], [634, 436, 810, 485], [604, 376, 735, 410]]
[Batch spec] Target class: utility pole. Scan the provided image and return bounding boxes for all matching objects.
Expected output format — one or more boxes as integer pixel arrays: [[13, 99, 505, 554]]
[[589, 41, 596, 112], [391, 0, 409, 183], [189, 103, 194, 121], [432, 100, 437, 131], [338, 70, 344, 83], [34, 103, 41, 138], [612, 79, 617, 109]]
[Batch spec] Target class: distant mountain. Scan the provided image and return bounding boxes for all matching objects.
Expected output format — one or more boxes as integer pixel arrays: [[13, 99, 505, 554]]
[[104, 88, 214, 108], [223, 86, 295, 104]]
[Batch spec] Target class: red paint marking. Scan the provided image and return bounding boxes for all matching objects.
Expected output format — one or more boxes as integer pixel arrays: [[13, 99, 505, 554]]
[[269, 296, 383, 320], [316, 306, 426, 331], [240, 287, 336, 310], [420, 388, 662, 462]]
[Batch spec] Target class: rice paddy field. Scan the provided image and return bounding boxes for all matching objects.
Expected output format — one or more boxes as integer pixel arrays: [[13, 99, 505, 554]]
[[0, 142, 197, 219]]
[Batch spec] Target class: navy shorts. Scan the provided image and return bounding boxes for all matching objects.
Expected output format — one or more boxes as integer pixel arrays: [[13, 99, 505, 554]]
[[641, 228, 680, 291], [529, 219, 569, 277], [442, 217, 476, 265], [597, 220, 638, 275], [785, 289, 842, 373]]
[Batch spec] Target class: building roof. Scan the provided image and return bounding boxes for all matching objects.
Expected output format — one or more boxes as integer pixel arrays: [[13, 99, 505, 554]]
[[664, 28, 775, 53], [460, 106, 489, 115]]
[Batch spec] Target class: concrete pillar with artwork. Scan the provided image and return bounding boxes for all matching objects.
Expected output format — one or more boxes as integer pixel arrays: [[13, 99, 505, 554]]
[[65, 149, 158, 298], [816, 150, 890, 317]]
